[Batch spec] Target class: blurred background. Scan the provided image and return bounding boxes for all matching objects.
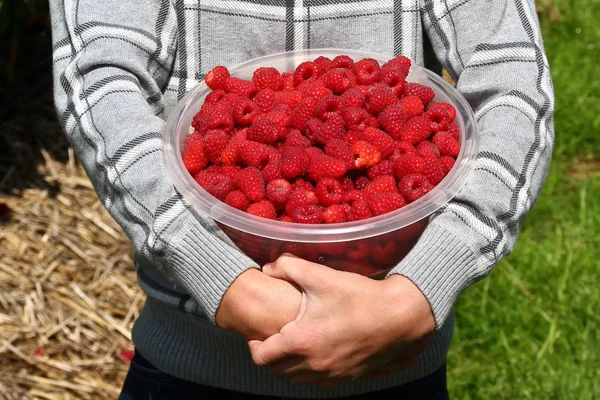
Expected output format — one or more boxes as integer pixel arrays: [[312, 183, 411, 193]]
[[0, 0, 598, 398]]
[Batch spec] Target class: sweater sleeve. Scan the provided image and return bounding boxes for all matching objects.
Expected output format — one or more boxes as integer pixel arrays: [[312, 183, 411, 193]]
[[49, 0, 259, 323], [388, 0, 555, 328]]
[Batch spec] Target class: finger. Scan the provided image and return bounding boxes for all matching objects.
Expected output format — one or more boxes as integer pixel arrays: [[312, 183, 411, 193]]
[[263, 253, 325, 287], [267, 355, 305, 376], [248, 332, 294, 366], [289, 372, 330, 385]]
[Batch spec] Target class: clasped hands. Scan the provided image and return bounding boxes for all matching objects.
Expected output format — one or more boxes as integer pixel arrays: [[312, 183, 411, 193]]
[[216, 253, 435, 388]]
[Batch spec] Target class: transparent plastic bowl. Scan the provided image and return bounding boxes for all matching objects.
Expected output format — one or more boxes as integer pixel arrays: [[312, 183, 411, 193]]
[[163, 49, 479, 278]]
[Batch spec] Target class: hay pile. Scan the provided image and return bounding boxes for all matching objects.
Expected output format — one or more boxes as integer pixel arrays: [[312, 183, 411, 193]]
[[0, 91, 142, 399]]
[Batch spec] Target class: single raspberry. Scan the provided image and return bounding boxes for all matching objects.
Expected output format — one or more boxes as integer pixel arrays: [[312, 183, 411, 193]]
[[321, 68, 356, 94], [291, 205, 323, 224], [252, 67, 283, 91], [234, 167, 266, 202], [266, 179, 293, 210], [324, 139, 354, 170], [367, 159, 395, 180], [342, 106, 370, 131], [344, 189, 365, 206], [204, 102, 234, 133], [221, 128, 247, 165], [416, 141, 440, 159], [424, 107, 450, 133], [366, 115, 380, 129], [401, 116, 431, 144], [394, 153, 425, 179], [225, 190, 250, 210], [345, 130, 364, 144], [282, 242, 319, 261], [352, 140, 381, 168], [355, 58, 381, 85], [364, 175, 398, 199], [247, 200, 277, 220], [340, 88, 365, 108], [403, 82, 435, 106], [247, 118, 282, 144], [182, 140, 208, 175], [294, 61, 319, 86], [205, 88, 226, 104], [448, 123, 460, 141], [370, 239, 398, 264], [322, 204, 347, 223], [354, 176, 371, 191], [347, 200, 373, 222], [378, 104, 407, 139], [273, 90, 304, 109], [261, 150, 282, 183], [308, 153, 348, 181], [194, 172, 233, 201], [305, 146, 324, 161], [340, 176, 355, 191], [238, 140, 270, 167], [285, 189, 319, 215], [253, 89, 276, 112], [345, 241, 371, 261], [291, 96, 318, 130], [305, 118, 323, 143], [430, 102, 457, 122], [316, 95, 343, 121], [302, 81, 333, 101], [291, 179, 315, 193], [262, 104, 293, 130], [380, 67, 406, 96], [432, 131, 460, 157], [330, 55, 356, 70], [396, 141, 417, 156], [224, 77, 256, 98], [384, 56, 411, 76], [218, 165, 240, 181], [363, 127, 396, 159], [399, 95, 424, 119], [364, 87, 396, 115], [398, 174, 432, 202], [233, 99, 259, 126], [285, 129, 311, 149], [205, 66, 230, 90], [204, 165, 222, 174], [315, 178, 344, 206], [422, 154, 446, 185], [439, 155, 456, 174], [281, 147, 310, 179], [278, 214, 294, 223], [184, 132, 203, 151], [368, 192, 406, 216], [315, 113, 345, 145], [355, 85, 369, 96], [282, 71, 295, 90], [202, 130, 229, 164]]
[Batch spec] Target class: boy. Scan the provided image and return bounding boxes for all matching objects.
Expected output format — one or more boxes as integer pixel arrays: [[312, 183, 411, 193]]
[[49, 0, 554, 398]]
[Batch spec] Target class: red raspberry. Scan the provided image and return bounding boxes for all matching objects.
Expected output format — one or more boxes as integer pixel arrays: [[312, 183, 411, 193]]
[[340, 88, 365, 108], [266, 179, 292, 210], [315, 113, 345, 145], [403, 82, 435, 106], [194, 172, 234, 201], [345, 241, 371, 261], [261, 150, 282, 183], [368, 192, 406, 216], [291, 179, 315, 193], [316, 95, 343, 121], [345, 130, 364, 144], [204, 102, 234, 133], [424, 107, 450, 133], [247, 200, 277, 220], [399, 95, 424, 119], [205, 88, 226, 104], [273, 90, 304, 109], [341, 106, 369, 131], [330, 55, 356, 71], [282, 71, 295, 90], [205, 66, 230, 90], [347, 200, 373, 222], [283, 242, 319, 261], [224, 77, 256, 98], [308, 153, 348, 181], [220, 165, 242, 181], [291, 205, 323, 224], [422, 155, 445, 185], [294, 61, 319, 86], [234, 167, 266, 202], [202, 130, 229, 164], [305, 146, 323, 161], [238, 140, 270, 167], [278, 214, 294, 223], [305, 118, 323, 143], [363, 127, 396, 159], [439, 155, 456, 174], [302, 81, 333, 101], [324, 139, 354, 170], [396, 141, 417, 156], [378, 104, 407, 139], [448, 123, 460, 141], [355, 58, 381, 85], [225, 190, 250, 210], [430, 102, 457, 122], [322, 204, 347, 224], [281, 147, 310, 179], [351, 140, 381, 168], [285, 129, 311, 149], [252, 67, 283, 91], [321, 68, 356, 94], [247, 118, 283, 144], [371, 239, 398, 264], [233, 99, 259, 126], [315, 178, 344, 206], [182, 140, 208, 175], [339, 176, 355, 191], [383, 56, 411, 75], [380, 68, 406, 96], [253, 89, 276, 112], [364, 87, 396, 115], [354, 176, 371, 191], [285, 189, 319, 215], [394, 153, 425, 178], [184, 132, 203, 151], [222, 92, 243, 108], [291, 96, 318, 130], [401, 116, 431, 144], [221, 128, 247, 165], [364, 175, 398, 199], [398, 174, 432, 202], [355, 85, 368, 96], [432, 131, 460, 157], [367, 159, 395, 180], [344, 189, 366, 205], [417, 141, 440, 159]]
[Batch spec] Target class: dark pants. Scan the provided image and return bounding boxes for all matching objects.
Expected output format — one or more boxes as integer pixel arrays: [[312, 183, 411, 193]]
[[119, 352, 449, 400]]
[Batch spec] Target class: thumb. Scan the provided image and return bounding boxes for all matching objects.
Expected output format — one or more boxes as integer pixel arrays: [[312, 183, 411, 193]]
[[262, 253, 324, 288]]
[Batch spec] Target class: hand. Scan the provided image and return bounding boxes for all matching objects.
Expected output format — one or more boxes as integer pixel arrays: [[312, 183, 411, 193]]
[[248, 254, 435, 387], [216, 268, 302, 341]]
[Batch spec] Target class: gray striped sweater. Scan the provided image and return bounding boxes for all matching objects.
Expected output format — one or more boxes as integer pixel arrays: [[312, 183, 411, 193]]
[[49, 0, 554, 397]]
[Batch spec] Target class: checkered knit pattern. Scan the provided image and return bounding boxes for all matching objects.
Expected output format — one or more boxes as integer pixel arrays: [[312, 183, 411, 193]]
[[50, 0, 554, 397]]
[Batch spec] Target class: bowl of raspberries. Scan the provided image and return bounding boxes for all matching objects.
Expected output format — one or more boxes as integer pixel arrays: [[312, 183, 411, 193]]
[[163, 49, 479, 278]]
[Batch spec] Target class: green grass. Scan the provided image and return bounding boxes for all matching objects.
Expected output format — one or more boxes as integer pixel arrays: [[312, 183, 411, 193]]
[[447, 1, 600, 398]]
